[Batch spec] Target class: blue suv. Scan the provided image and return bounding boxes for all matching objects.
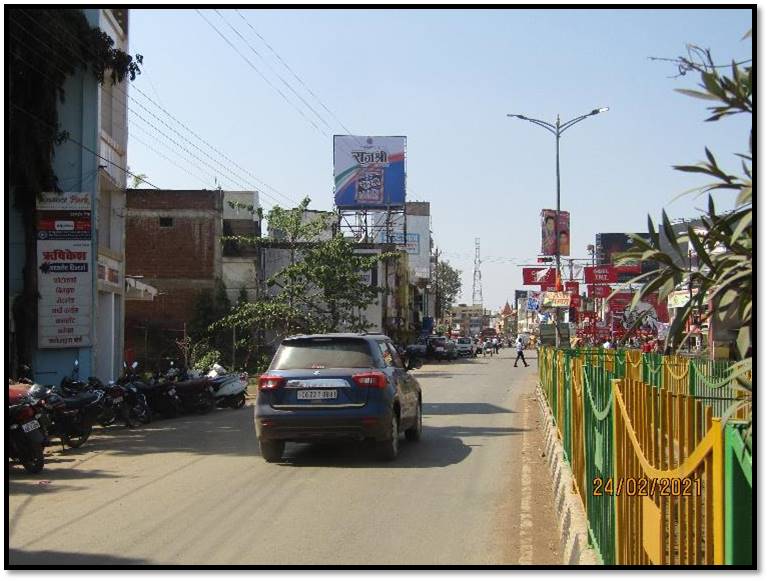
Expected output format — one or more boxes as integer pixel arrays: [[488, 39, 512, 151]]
[[255, 334, 423, 462]]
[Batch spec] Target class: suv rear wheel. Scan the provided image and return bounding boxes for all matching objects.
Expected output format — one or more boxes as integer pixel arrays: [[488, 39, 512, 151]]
[[260, 440, 285, 463], [405, 402, 422, 442], [376, 412, 399, 461]]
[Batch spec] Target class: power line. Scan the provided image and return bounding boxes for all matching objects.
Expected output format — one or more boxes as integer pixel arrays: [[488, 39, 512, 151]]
[[216, 8, 333, 132], [196, 8, 328, 138], [9, 25, 253, 194], [10, 102, 163, 190], [11, 9, 299, 208], [234, 8, 356, 137]]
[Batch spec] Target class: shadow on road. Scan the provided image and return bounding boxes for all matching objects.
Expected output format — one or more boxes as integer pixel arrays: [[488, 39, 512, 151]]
[[274, 424, 527, 469], [8, 548, 150, 567], [423, 402, 515, 415]]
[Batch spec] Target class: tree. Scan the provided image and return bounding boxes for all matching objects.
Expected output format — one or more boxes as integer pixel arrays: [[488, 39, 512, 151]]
[[622, 34, 752, 391], [433, 260, 462, 320], [277, 235, 392, 332], [9, 9, 142, 374]]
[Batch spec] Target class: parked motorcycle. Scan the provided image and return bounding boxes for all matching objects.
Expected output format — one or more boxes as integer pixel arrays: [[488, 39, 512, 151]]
[[8, 389, 47, 473], [116, 362, 152, 425], [165, 362, 215, 415], [206, 363, 248, 409], [28, 382, 103, 449]]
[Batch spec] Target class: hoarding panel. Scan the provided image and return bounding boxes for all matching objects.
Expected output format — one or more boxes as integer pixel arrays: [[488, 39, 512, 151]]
[[584, 265, 618, 284], [541, 209, 570, 256], [334, 135, 406, 208]]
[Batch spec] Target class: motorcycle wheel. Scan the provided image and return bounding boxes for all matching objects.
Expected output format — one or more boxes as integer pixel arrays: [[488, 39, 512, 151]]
[[21, 446, 45, 474], [196, 393, 215, 414], [232, 393, 246, 409], [63, 424, 92, 449]]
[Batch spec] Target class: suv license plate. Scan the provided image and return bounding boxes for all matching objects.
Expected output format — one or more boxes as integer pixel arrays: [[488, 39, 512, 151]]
[[297, 390, 337, 400], [22, 420, 40, 433]]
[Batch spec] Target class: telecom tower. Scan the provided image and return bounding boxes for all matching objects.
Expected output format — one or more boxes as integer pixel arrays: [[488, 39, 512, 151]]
[[472, 238, 483, 306]]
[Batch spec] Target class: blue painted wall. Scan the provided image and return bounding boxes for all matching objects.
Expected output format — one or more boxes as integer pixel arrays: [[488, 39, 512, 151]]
[[11, 9, 101, 386]]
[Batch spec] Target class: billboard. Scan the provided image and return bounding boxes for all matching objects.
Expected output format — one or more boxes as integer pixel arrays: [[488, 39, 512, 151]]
[[36, 192, 93, 348], [588, 284, 612, 298], [596, 233, 656, 282], [334, 135, 406, 208], [541, 209, 570, 256], [377, 213, 430, 280]]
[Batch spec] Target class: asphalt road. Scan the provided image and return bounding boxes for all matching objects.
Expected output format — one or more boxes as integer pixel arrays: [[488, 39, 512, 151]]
[[8, 349, 561, 566]]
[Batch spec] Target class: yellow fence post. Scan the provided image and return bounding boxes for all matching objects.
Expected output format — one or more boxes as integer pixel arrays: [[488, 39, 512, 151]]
[[712, 418, 724, 565]]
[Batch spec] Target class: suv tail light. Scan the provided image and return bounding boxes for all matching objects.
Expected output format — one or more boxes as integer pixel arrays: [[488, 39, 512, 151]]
[[352, 371, 388, 389], [15, 405, 35, 422], [258, 374, 285, 391]]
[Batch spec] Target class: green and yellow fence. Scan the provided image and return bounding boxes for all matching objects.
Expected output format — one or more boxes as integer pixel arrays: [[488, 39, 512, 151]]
[[538, 347, 752, 566]]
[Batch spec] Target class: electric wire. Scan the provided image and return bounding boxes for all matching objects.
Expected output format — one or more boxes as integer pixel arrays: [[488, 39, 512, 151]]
[[11, 9, 299, 208], [215, 8, 333, 132], [196, 8, 328, 138]]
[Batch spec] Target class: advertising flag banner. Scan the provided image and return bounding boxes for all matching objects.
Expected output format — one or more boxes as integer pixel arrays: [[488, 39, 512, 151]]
[[541, 209, 570, 256], [334, 136, 406, 208], [584, 265, 618, 284], [526, 292, 541, 311], [36, 192, 92, 348], [588, 284, 612, 298], [565, 281, 579, 295], [523, 267, 555, 285], [541, 291, 572, 308]]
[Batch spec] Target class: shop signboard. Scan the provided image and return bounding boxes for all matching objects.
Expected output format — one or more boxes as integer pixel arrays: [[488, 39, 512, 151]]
[[584, 265, 618, 284], [588, 284, 612, 298], [36, 192, 92, 348], [565, 281, 579, 295], [541, 291, 571, 308], [334, 135, 406, 208]]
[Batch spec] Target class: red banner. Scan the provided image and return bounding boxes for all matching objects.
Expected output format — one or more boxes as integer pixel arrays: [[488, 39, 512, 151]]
[[585, 265, 618, 284], [588, 284, 612, 298], [570, 294, 581, 308], [523, 267, 555, 285], [540, 284, 557, 292], [565, 281, 579, 295]]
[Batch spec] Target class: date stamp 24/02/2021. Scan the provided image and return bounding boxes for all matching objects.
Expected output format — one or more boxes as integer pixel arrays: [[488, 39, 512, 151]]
[[592, 477, 702, 497]]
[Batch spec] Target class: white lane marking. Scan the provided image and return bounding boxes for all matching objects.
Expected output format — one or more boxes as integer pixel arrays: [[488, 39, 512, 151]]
[[519, 396, 534, 565]]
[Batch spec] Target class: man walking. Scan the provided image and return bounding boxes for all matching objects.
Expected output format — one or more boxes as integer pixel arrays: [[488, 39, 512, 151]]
[[514, 336, 529, 367], [492, 336, 500, 354]]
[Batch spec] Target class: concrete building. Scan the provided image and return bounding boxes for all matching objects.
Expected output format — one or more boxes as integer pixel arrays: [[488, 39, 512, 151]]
[[9, 9, 131, 384], [124, 189, 259, 365]]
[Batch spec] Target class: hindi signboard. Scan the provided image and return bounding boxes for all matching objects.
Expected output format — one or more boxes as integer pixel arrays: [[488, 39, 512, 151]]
[[541, 291, 572, 308], [334, 135, 406, 208], [37, 192, 92, 348]]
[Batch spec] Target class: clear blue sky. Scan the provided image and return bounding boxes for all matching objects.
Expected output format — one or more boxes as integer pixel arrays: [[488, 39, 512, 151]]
[[127, 7, 752, 310]]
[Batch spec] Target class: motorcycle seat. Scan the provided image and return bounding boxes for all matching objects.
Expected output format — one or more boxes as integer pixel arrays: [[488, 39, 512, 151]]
[[61, 391, 101, 408]]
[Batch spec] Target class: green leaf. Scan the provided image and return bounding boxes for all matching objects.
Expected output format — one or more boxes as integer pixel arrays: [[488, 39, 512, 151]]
[[675, 88, 720, 101]]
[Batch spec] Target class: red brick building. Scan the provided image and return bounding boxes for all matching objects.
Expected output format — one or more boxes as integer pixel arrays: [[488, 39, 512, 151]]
[[125, 189, 259, 366]]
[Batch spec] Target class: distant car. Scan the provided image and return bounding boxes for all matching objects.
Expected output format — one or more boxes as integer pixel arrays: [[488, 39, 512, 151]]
[[455, 337, 477, 358], [406, 337, 428, 360], [255, 333, 423, 463], [426, 336, 454, 360]]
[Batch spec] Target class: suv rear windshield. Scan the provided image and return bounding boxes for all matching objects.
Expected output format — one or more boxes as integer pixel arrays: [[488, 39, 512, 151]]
[[271, 338, 376, 370], [457, 338, 471, 344]]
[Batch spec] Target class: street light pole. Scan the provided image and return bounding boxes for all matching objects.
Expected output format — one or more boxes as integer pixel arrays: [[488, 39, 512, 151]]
[[507, 107, 609, 348]]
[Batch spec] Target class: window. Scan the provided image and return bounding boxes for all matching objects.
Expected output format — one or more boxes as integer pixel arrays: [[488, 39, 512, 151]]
[[386, 342, 405, 369], [159, 217, 173, 228], [271, 338, 375, 370], [378, 341, 394, 367]]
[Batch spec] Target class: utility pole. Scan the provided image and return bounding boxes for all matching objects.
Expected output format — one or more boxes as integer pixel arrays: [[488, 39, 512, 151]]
[[507, 106, 609, 348], [472, 238, 483, 307]]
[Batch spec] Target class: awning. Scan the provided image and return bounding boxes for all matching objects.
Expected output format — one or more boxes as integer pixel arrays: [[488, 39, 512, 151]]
[[125, 277, 158, 301]]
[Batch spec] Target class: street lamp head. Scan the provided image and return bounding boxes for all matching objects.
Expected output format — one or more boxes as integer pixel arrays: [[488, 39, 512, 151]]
[[590, 107, 610, 115], [507, 114, 527, 120]]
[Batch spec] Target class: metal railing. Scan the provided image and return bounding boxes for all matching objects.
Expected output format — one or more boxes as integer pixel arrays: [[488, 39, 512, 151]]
[[537, 346, 752, 566]]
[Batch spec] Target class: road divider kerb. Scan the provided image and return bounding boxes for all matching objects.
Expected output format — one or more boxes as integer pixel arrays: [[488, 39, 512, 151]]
[[535, 387, 600, 565]]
